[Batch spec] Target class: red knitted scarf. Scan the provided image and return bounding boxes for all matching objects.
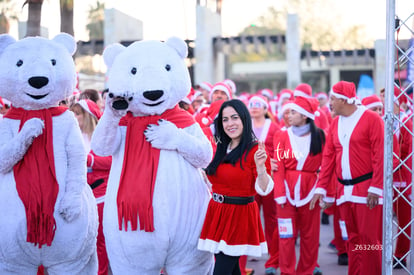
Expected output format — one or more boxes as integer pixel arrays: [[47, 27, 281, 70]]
[[118, 105, 195, 232], [4, 106, 67, 247]]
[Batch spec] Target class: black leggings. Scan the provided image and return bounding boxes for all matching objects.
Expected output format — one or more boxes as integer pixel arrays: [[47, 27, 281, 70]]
[[213, 252, 241, 275]]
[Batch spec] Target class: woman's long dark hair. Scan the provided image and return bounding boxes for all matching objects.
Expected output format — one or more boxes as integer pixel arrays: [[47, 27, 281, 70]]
[[307, 118, 325, 155], [205, 99, 257, 175]]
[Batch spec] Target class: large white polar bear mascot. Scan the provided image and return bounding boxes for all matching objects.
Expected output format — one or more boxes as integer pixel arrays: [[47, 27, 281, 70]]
[[0, 34, 98, 274], [91, 37, 214, 274]]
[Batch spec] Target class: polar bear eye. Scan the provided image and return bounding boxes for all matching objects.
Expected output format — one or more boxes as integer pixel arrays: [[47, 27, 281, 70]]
[[51, 59, 56, 66], [131, 67, 137, 75], [165, 64, 171, 71], [16, 60, 23, 67]]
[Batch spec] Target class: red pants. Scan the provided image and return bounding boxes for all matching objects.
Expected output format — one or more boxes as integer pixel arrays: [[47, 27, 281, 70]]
[[277, 202, 320, 275], [339, 202, 382, 275], [255, 192, 279, 269], [393, 187, 411, 259], [97, 203, 109, 275], [331, 204, 348, 255]]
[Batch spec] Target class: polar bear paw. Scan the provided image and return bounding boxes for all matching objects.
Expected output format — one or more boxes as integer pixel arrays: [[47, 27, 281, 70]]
[[59, 193, 81, 222], [144, 119, 180, 150], [20, 118, 44, 145]]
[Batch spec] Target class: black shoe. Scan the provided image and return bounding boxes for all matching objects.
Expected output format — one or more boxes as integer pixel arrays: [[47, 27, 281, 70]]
[[393, 258, 407, 269], [313, 266, 322, 275], [321, 212, 329, 225], [338, 253, 348, 266]]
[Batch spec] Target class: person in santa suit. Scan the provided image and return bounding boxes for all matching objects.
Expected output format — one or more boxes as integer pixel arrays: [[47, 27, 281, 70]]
[[273, 96, 327, 275], [70, 99, 111, 275], [316, 92, 332, 125], [198, 99, 274, 275], [311, 81, 384, 275], [293, 83, 330, 132], [247, 95, 280, 275]]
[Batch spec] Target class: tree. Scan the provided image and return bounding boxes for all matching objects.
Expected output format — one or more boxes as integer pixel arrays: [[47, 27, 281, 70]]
[[60, 0, 74, 36], [238, 0, 371, 51], [23, 0, 43, 37], [86, 0, 105, 40]]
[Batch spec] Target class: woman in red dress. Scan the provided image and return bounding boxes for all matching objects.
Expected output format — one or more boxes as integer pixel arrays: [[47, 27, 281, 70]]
[[198, 99, 274, 275]]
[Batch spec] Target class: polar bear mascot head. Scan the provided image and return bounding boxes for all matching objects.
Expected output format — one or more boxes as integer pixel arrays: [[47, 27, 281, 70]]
[[103, 36, 191, 116]]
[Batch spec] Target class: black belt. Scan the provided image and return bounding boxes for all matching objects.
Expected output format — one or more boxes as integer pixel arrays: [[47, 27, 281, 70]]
[[338, 172, 373, 186], [212, 193, 255, 205], [90, 179, 104, 189]]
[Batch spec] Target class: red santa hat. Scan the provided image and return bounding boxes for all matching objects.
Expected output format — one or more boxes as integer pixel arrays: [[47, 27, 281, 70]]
[[210, 82, 232, 101], [223, 79, 237, 94], [0, 97, 4, 108], [283, 96, 320, 120], [394, 86, 408, 104], [330, 81, 357, 104], [278, 89, 293, 101], [199, 81, 213, 92], [78, 99, 102, 119], [361, 94, 383, 110], [294, 83, 312, 98], [258, 88, 274, 99], [248, 95, 269, 110], [315, 92, 328, 100]]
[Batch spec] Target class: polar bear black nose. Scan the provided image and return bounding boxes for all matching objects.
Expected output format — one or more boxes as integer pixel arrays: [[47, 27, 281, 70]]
[[143, 90, 163, 101], [28, 76, 49, 89]]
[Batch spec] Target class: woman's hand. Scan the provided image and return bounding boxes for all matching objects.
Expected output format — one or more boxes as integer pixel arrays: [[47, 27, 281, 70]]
[[254, 141, 267, 168]]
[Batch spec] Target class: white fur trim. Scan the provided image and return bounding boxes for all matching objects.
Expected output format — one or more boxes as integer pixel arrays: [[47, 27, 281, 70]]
[[368, 186, 383, 197], [336, 194, 383, 206], [365, 102, 383, 110], [78, 100, 97, 119], [197, 239, 267, 257], [275, 196, 287, 204], [257, 119, 271, 142], [324, 197, 335, 203], [210, 84, 231, 101], [255, 174, 274, 196], [249, 96, 268, 109], [279, 93, 292, 100], [316, 93, 328, 100], [294, 90, 311, 98], [314, 187, 327, 197], [95, 196, 105, 204], [88, 153, 94, 168], [289, 103, 315, 120], [330, 89, 356, 104]]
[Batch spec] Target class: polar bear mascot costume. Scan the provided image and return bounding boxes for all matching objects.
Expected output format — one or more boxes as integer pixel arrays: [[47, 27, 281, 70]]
[[91, 37, 214, 274], [0, 34, 98, 274]]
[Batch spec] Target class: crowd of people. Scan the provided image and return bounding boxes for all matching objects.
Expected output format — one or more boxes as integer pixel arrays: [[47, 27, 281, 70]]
[[0, 77, 411, 275]]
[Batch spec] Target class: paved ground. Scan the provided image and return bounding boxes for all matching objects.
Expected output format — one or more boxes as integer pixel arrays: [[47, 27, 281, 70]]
[[246, 214, 410, 275]]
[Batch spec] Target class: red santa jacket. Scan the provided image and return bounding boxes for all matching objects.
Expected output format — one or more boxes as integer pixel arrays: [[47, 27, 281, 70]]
[[87, 151, 112, 202], [393, 114, 413, 188], [254, 118, 280, 159], [317, 107, 384, 205], [273, 128, 325, 206]]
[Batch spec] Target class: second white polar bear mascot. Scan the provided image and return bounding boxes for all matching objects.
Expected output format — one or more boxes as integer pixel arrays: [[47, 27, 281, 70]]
[[91, 37, 214, 274]]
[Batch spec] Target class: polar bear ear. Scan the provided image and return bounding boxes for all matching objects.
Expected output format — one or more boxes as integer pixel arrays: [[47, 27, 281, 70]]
[[52, 33, 77, 55], [0, 34, 16, 56], [103, 43, 126, 68], [165, 36, 188, 59]]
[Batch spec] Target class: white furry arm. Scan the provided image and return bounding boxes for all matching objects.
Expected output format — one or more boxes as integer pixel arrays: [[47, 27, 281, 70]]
[[91, 111, 122, 156], [59, 119, 87, 222], [0, 118, 44, 174], [144, 120, 213, 168]]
